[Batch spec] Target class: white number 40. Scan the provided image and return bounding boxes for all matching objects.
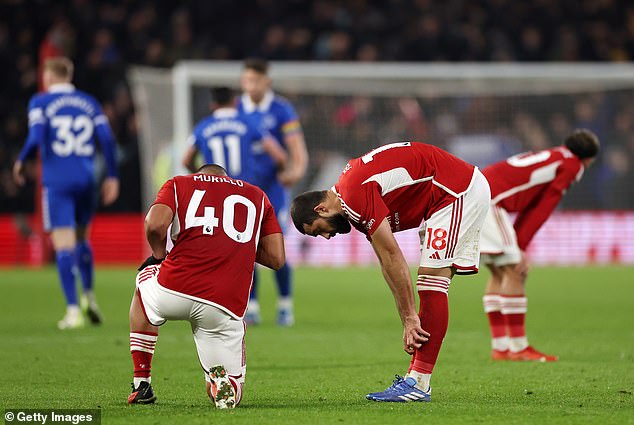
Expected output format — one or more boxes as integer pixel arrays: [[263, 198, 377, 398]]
[[185, 190, 256, 243]]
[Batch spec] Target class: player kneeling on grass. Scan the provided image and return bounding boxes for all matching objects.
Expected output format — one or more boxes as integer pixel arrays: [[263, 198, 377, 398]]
[[127, 164, 284, 408], [291, 142, 491, 402], [480, 129, 600, 362]]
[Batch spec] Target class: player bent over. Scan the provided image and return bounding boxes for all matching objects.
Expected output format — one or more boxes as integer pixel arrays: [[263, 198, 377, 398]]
[[127, 164, 284, 408], [291, 142, 490, 402], [480, 129, 600, 362], [13, 57, 119, 329]]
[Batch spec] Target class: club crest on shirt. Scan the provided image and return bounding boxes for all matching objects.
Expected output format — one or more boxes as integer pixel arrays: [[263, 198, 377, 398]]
[[262, 114, 277, 130]]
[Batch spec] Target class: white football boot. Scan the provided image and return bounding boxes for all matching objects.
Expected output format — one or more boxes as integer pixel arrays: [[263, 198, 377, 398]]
[[57, 306, 85, 330]]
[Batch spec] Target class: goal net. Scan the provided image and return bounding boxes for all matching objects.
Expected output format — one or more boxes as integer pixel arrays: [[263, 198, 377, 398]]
[[129, 62, 634, 265]]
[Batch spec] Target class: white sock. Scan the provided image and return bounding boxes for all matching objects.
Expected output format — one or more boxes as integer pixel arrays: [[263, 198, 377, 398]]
[[278, 297, 293, 310], [509, 337, 529, 353], [133, 377, 151, 387], [492, 336, 510, 351], [405, 371, 431, 391], [67, 305, 81, 315], [247, 300, 260, 313], [83, 290, 97, 305]]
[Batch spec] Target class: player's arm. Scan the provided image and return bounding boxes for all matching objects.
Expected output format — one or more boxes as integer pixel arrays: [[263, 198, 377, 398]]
[[182, 135, 200, 172], [278, 118, 308, 187], [261, 135, 287, 167], [255, 194, 285, 269], [514, 164, 579, 250], [144, 204, 174, 260], [93, 108, 119, 206], [14, 98, 46, 186], [370, 218, 429, 354], [256, 233, 285, 270]]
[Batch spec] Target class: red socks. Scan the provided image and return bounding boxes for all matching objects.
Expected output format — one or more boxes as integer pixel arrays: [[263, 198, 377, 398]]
[[130, 331, 158, 381], [410, 275, 451, 374]]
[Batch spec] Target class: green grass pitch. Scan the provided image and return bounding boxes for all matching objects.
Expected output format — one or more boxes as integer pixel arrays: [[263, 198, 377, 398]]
[[1, 265, 632, 424]]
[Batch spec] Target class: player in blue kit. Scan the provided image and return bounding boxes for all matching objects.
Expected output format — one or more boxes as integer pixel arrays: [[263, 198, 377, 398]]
[[13, 57, 119, 330], [181, 87, 287, 179], [238, 59, 308, 326]]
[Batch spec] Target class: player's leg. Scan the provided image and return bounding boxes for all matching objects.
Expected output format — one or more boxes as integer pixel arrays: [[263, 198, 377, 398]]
[[128, 289, 159, 404], [499, 263, 557, 361], [400, 169, 490, 398], [482, 264, 510, 359], [275, 261, 294, 326], [51, 227, 82, 329], [45, 187, 83, 329], [74, 186, 101, 323], [128, 265, 172, 404], [479, 204, 513, 358], [76, 224, 102, 324], [273, 189, 294, 326], [190, 303, 246, 409]]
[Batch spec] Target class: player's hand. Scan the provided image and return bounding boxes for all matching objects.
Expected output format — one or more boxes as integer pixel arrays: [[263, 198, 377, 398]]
[[277, 168, 302, 187], [515, 250, 529, 278], [138, 255, 164, 271], [13, 161, 25, 186], [403, 315, 429, 355], [101, 177, 119, 206]]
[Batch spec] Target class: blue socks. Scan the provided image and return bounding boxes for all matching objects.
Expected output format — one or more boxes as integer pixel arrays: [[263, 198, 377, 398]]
[[249, 263, 292, 300], [75, 241, 94, 292], [56, 250, 78, 306], [275, 263, 292, 298]]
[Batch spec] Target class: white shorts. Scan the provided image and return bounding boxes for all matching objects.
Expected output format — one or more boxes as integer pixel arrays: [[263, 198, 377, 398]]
[[419, 168, 490, 274], [135, 266, 246, 397], [479, 204, 522, 266]]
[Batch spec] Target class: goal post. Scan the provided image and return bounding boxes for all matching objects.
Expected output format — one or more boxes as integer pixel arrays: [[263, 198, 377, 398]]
[[129, 61, 634, 265]]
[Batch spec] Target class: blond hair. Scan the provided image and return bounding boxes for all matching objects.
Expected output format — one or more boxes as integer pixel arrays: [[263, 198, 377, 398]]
[[44, 57, 74, 80]]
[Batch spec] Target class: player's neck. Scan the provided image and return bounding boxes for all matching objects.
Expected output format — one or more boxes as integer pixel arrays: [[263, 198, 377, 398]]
[[326, 190, 343, 213]]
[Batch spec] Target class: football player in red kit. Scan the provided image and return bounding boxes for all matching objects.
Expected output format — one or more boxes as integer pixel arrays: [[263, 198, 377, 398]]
[[291, 142, 491, 402], [480, 129, 600, 362], [127, 164, 285, 408]]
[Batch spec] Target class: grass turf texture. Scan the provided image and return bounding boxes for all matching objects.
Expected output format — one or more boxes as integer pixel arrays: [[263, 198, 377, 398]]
[[0, 266, 632, 424]]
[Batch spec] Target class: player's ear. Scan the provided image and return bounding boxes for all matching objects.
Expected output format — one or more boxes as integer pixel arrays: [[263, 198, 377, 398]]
[[313, 203, 329, 215]]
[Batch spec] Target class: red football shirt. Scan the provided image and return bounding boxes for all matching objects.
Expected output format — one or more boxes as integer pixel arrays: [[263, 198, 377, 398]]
[[333, 142, 476, 236], [483, 146, 584, 250], [151, 173, 282, 318]]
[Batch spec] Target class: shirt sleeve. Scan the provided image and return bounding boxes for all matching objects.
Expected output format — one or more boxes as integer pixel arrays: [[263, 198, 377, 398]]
[[342, 182, 389, 237], [279, 101, 302, 136], [152, 178, 177, 215], [260, 193, 282, 236], [18, 96, 47, 162], [92, 101, 118, 178], [513, 160, 582, 250]]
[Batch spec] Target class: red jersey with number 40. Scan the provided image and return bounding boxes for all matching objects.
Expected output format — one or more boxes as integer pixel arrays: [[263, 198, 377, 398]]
[[483, 146, 584, 249], [334, 142, 476, 236], [152, 174, 281, 318]]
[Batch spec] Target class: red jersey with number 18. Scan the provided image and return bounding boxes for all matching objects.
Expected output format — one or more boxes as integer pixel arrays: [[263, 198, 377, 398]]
[[334, 142, 476, 236], [483, 146, 584, 249], [151, 173, 281, 318]]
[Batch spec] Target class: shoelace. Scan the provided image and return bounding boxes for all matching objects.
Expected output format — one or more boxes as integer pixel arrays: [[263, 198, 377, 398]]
[[384, 375, 406, 392]]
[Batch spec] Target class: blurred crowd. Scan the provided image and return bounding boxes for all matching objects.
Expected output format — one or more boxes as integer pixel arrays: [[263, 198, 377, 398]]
[[1, 0, 634, 212]]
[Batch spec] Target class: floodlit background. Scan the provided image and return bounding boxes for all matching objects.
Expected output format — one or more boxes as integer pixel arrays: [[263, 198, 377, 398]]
[[1, 0, 634, 266]]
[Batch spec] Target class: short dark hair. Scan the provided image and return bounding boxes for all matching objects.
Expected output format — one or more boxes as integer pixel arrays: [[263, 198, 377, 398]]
[[243, 58, 269, 75], [565, 129, 600, 159], [210, 86, 233, 106], [290, 190, 329, 234], [196, 163, 228, 176]]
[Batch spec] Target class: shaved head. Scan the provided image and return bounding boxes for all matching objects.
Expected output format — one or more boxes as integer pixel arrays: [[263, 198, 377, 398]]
[[196, 164, 228, 176]]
